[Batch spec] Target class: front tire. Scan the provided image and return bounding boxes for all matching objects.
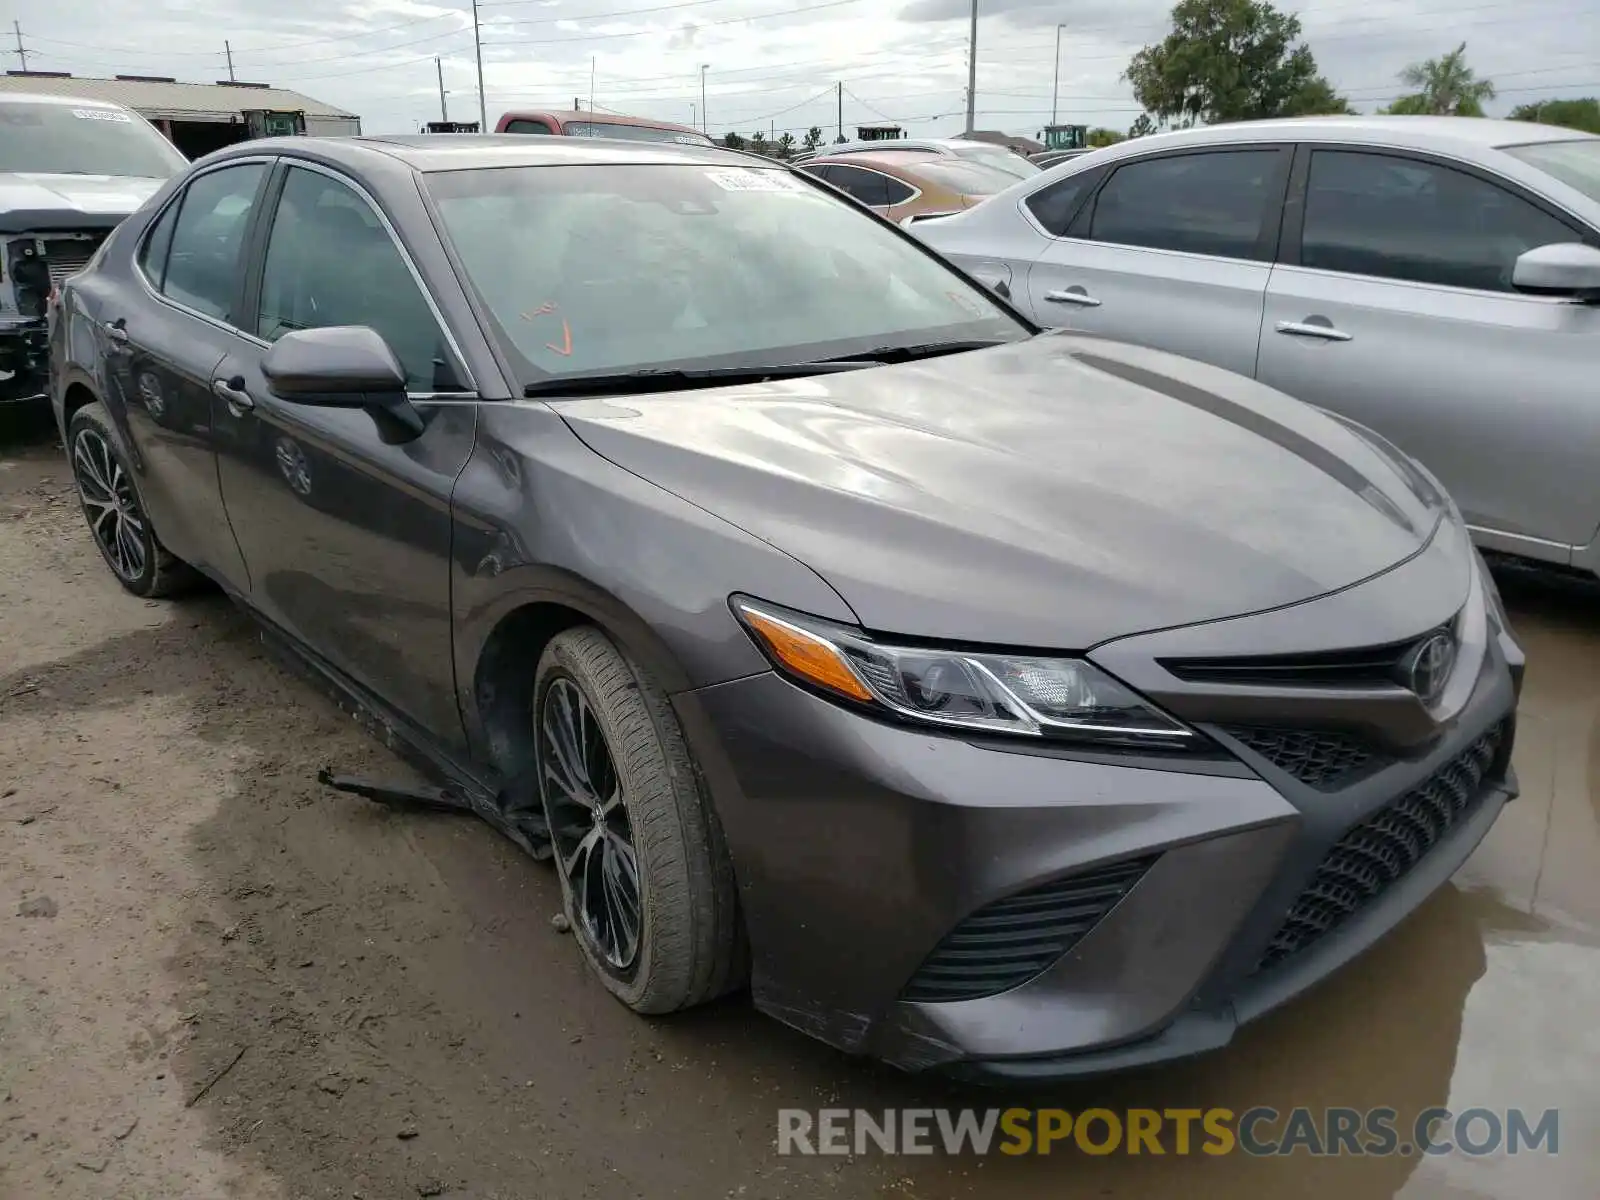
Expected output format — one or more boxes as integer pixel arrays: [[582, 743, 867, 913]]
[[534, 627, 743, 1014], [68, 402, 197, 598]]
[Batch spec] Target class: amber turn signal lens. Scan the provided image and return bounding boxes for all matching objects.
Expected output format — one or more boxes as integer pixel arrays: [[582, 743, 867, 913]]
[[739, 607, 874, 704]]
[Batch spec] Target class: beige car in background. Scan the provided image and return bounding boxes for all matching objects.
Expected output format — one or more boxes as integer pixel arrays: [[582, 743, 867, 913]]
[[796, 150, 1017, 222]]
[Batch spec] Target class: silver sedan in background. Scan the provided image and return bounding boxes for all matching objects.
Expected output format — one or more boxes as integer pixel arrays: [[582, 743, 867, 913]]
[[912, 117, 1600, 581]]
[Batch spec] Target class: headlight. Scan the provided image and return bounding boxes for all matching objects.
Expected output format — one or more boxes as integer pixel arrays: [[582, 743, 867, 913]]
[[1475, 548, 1509, 632], [733, 598, 1197, 749]]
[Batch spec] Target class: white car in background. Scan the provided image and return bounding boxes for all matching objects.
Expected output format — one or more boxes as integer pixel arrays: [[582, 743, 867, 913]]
[[911, 116, 1600, 581], [2, 91, 185, 405]]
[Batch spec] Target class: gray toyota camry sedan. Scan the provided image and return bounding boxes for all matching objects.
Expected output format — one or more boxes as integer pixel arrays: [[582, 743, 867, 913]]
[[49, 135, 1522, 1082]]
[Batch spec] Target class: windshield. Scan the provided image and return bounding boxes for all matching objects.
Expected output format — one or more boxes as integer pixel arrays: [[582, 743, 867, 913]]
[[950, 143, 1039, 179], [913, 158, 1019, 196], [427, 163, 1025, 385], [1503, 138, 1600, 205], [0, 101, 186, 177], [564, 120, 714, 147]]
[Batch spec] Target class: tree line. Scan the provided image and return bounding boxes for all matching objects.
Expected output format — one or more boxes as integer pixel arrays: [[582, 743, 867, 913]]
[[1122, 0, 1598, 138], [721, 0, 1599, 153]]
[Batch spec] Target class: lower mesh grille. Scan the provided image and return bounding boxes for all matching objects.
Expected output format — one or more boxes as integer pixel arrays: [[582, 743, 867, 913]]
[[1224, 726, 1379, 789], [1256, 722, 1507, 973], [901, 857, 1155, 1004]]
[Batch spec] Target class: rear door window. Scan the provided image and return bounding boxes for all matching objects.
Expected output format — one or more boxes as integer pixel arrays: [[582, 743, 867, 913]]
[[160, 162, 268, 322], [138, 199, 179, 288], [824, 165, 891, 208], [1299, 149, 1580, 291], [504, 118, 556, 134], [1026, 171, 1099, 236], [1089, 150, 1283, 260], [881, 175, 917, 205]]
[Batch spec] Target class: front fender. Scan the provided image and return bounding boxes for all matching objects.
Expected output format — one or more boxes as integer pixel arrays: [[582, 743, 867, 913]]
[[450, 400, 860, 768]]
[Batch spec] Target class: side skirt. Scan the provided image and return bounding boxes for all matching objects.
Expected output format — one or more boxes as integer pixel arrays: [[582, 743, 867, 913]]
[[235, 593, 552, 862]]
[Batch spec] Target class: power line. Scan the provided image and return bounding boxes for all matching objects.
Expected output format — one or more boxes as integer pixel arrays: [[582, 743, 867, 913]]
[[25, 12, 466, 57], [481, 0, 861, 47]]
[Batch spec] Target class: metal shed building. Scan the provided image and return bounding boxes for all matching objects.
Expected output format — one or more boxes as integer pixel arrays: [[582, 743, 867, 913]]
[[0, 71, 360, 158]]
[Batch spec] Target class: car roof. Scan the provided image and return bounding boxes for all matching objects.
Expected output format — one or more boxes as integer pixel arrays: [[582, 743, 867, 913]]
[[804, 149, 945, 169], [499, 109, 705, 134], [208, 133, 770, 173], [1106, 115, 1593, 156], [0, 90, 127, 111]]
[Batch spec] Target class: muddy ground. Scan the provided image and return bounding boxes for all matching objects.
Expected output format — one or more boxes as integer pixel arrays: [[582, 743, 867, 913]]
[[3, 412, 1598, 1200]]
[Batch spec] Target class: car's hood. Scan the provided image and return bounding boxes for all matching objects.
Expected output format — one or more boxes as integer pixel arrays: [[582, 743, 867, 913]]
[[553, 334, 1443, 648], [0, 173, 165, 233]]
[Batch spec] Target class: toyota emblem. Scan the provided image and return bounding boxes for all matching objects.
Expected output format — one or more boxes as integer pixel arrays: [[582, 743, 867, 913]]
[[1405, 631, 1457, 705]]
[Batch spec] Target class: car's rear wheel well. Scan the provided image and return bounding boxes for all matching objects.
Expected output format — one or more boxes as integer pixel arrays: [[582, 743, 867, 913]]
[[61, 382, 99, 431], [473, 602, 589, 779]]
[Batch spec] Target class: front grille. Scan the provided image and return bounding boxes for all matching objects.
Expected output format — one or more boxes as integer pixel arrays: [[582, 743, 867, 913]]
[[901, 856, 1155, 1004], [1223, 726, 1379, 789], [1256, 722, 1507, 973], [1162, 623, 1455, 689], [44, 241, 98, 289]]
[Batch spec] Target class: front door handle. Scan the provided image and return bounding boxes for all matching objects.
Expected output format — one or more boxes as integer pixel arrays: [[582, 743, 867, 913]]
[[1275, 319, 1352, 342], [1045, 287, 1102, 308], [211, 376, 255, 414]]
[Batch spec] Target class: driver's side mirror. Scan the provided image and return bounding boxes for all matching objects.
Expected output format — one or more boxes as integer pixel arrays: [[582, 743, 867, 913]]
[[1511, 242, 1600, 302], [261, 326, 425, 437]]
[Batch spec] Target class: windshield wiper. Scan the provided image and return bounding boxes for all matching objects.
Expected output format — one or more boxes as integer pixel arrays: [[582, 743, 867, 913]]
[[820, 339, 1012, 365], [522, 361, 875, 398]]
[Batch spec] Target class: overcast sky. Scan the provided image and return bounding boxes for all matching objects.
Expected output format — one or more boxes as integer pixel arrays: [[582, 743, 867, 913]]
[[13, 0, 1599, 138]]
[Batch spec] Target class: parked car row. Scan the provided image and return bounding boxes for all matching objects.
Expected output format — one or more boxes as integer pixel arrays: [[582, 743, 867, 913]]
[[910, 116, 1600, 581], [44, 118, 1538, 1083]]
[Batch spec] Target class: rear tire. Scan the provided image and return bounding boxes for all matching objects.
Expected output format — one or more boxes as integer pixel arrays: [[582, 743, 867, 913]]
[[67, 401, 199, 599], [534, 626, 744, 1014]]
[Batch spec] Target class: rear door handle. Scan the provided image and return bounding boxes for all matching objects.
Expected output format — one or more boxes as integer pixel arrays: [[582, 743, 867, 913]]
[[1275, 319, 1352, 342], [211, 376, 254, 413], [1044, 287, 1101, 308]]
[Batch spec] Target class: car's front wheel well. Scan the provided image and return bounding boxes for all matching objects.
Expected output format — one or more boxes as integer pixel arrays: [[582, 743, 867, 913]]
[[473, 602, 589, 779]]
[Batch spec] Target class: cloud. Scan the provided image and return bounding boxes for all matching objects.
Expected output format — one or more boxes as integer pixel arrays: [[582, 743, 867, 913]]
[[15, 0, 1597, 138]]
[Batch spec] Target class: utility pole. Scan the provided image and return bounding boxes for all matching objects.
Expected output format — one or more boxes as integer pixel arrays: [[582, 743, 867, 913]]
[[1050, 23, 1064, 125], [699, 63, 709, 134], [589, 56, 595, 114], [225, 40, 236, 81], [964, 0, 978, 134], [836, 80, 842, 142], [436, 57, 449, 121], [471, 0, 487, 133], [12, 21, 27, 72]]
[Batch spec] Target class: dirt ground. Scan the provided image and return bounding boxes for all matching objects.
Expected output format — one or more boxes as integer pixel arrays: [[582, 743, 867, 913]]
[[3, 413, 1598, 1200]]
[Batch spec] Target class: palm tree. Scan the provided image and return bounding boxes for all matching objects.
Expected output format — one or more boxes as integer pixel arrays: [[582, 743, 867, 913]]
[[1395, 43, 1496, 116]]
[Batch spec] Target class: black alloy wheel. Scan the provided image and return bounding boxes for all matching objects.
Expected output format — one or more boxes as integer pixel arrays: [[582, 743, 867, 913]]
[[540, 675, 643, 972], [68, 401, 197, 598], [72, 424, 148, 585], [532, 627, 745, 1014]]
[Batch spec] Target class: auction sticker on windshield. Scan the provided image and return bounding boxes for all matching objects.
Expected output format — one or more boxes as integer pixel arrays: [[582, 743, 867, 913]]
[[703, 169, 807, 193], [72, 108, 133, 122]]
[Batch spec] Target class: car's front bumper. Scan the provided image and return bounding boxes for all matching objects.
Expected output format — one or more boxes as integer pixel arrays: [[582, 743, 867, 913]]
[[673, 522, 1523, 1081], [0, 316, 49, 405]]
